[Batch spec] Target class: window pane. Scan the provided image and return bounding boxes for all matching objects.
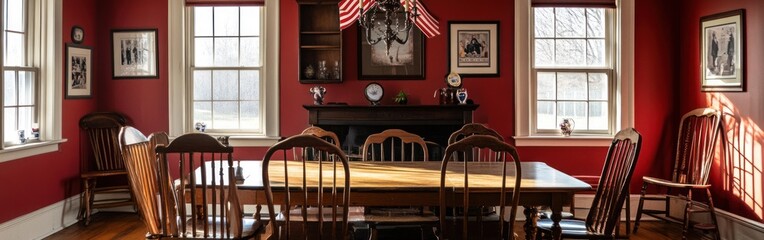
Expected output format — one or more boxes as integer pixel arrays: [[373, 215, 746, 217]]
[[214, 37, 239, 66], [555, 8, 585, 38], [18, 106, 32, 134], [240, 70, 260, 100], [214, 7, 239, 36], [194, 7, 213, 37], [587, 8, 605, 38], [212, 101, 239, 129], [212, 70, 238, 101], [555, 39, 585, 66], [193, 70, 211, 100], [557, 72, 587, 100], [4, 108, 17, 142], [18, 71, 34, 105], [241, 7, 261, 36], [589, 102, 608, 130], [193, 101, 212, 125], [557, 102, 587, 130], [240, 101, 260, 130], [4, 71, 17, 106], [6, 0, 24, 32], [194, 37, 213, 66], [5, 32, 25, 66], [536, 72, 556, 100], [240, 37, 261, 67], [534, 8, 554, 38], [537, 101, 556, 130], [586, 39, 605, 66], [588, 73, 608, 100], [534, 39, 554, 67]]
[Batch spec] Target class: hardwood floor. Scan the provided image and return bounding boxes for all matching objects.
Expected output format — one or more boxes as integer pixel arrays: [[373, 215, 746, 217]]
[[46, 212, 706, 239]]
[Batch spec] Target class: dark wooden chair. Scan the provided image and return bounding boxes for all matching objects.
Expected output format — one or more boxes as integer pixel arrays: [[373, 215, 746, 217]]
[[119, 126, 177, 238], [439, 135, 522, 240], [262, 134, 352, 240], [448, 123, 503, 144], [78, 112, 133, 225], [156, 133, 259, 239], [537, 128, 642, 239], [633, 108, 722, 240]]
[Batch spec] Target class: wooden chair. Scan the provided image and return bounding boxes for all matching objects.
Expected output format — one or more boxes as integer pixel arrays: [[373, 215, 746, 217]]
[[301, 126, 341, 147], [537, 128, 643, 239], [633, 108, 722, 239], [439, 135, 522, 240], [361, 129, 438, 239], [119, 126, 177, 238], [262, 134, 352, 240], [78, 112, 133, 225], [156, 133, 258, 239], [448, 123, 503, 144]]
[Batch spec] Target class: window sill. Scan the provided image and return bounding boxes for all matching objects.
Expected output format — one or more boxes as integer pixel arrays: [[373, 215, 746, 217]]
[[513, 135, 613, 147], [0, 139, 68, 163], [170, 135, 281, 147]]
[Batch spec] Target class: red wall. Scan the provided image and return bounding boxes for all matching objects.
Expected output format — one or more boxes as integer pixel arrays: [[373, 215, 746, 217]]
[[678, 0, 764, 222]]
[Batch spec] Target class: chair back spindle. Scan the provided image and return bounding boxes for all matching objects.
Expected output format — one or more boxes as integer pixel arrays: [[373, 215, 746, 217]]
[[673, 108, 722, 185], [362, 129, 428, 162]]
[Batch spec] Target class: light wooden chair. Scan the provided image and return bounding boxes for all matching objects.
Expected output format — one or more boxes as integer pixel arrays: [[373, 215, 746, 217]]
[[301, 126, 341, 147], [262, 134, 353, 240], [633, 108, 722, 239], [78, 112, 134, 225], [361, 129, 438, 240], [156, 133, 259, 239], [119, 126, 177, 238], [537, 128, 642, 239], [439, 135, 522, 240]]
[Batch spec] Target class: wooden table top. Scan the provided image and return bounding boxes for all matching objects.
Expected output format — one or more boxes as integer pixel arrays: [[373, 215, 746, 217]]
[[233, 161, 591, 192]]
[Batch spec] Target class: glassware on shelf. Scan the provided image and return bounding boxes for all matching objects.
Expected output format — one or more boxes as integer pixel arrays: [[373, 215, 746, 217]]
[[316, 60, 328, 80], [332, 60, 340, 80], [304, 64, 315, 79]]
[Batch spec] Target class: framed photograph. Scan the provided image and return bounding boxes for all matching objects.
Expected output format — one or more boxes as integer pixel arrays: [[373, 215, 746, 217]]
[[66, 44, 92, 99], [111, 29, 159, 79], [701, 9, 745, 92], [448, 21, 499, 78], [358, 26, 425, 80]]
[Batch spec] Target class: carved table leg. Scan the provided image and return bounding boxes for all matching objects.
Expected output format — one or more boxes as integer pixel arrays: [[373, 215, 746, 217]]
[[551, 203, 562, 240], [523, 206, 538, 240]]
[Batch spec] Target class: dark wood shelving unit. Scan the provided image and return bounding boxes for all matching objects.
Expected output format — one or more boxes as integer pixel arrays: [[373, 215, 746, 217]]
[[298, 0, 342, 83]]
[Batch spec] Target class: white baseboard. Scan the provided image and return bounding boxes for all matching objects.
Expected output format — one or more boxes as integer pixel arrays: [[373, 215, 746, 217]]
[[0, 195, 81, 240]]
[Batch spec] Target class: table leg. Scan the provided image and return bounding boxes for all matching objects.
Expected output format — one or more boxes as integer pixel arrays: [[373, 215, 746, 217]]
[[550, 200, 563, 240], [523, 206, 538, 240]]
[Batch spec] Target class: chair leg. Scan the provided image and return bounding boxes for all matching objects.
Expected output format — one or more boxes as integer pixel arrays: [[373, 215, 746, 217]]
[[625, 196, 631, 235], [633, 182, 648, 233], [368, 224, 378, 240], [706, 188, 721, 240], [682, 190, 694, 240]]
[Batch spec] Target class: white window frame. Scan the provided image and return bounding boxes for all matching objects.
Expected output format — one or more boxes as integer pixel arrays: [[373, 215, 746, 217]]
[[168, 0, 280, 147], [0, 0, 65, 163], [514, 0, 634, 147]]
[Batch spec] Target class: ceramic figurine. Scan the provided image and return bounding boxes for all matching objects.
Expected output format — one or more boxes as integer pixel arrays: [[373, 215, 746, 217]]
[[456, 88, 468, 104], [309, 86, 327, 105], [560, 118, 574, 136], [195, 122, 207, 132], [18, 130, 26, 143]]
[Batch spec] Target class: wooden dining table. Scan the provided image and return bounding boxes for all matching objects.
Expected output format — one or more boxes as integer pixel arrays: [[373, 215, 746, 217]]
[[213, 160, 591, 240]]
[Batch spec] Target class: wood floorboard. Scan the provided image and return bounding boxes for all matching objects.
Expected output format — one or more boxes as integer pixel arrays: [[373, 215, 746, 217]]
[[45, 212, 709, 239]]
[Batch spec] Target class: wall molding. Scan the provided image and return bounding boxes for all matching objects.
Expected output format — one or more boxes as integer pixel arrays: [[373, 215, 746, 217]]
[[0, 195, 80, 239]]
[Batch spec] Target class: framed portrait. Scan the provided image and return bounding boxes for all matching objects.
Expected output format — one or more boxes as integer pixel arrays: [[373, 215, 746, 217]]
[[66, 44, 92, 99], [448, 21, 499, 78], [701, 9, 745, 92], [358, 25, 425, 80], [111, 29, 159, 79]]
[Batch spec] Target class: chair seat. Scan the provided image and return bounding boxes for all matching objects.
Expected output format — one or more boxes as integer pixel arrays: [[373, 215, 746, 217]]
[[362, 209, 439, 224], [642, 176, 711, 189], [277, 206, 366, 222], [80, 169, 128, 178], [537, 218, 610, 238], [181, 216, 261, 239]]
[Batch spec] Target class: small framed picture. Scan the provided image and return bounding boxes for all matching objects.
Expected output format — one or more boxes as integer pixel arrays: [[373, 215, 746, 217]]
[[700, 9, 745, 92], [448, 21, 499, 78], [66, 44, 92, 99], [111, 29, 159, 79]]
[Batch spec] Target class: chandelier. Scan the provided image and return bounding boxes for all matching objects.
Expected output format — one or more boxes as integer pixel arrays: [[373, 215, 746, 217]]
[[358, 0, 418, 56]]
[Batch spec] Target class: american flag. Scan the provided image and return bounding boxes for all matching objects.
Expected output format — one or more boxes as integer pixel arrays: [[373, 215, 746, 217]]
[[339, 0, 440, 38]]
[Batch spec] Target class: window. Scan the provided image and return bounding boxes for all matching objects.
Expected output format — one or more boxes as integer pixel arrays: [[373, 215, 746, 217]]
[[514, 0, 633, 146], [169, 0, 279, 146], [0, 0, 64, 161]]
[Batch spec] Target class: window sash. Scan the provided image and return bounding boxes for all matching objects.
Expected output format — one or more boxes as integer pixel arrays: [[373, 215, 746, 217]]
[[2, 67, 39, 145]]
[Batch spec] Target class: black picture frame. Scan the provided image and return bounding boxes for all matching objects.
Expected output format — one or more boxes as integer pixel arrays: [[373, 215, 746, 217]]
[[65, 44, 92, 99], [447, 21, 500, 78], [111, 29, 159, 79], [700, 9, 745, 92], [358, 26, 425, 80]]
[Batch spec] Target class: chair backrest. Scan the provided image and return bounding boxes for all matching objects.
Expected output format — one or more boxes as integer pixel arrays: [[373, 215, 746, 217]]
[[439, 135, 522, 240], [362, 129, 429, 161], [119, 126, 177, 238], [586, 128, 642, 237], [155, 133, 244, 239], [447, 123, 503, 144], [673, 108, 721, 185], [262, 134, 351, 240], [301, 126, 341, 147], [80, 112, 127, 171]]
